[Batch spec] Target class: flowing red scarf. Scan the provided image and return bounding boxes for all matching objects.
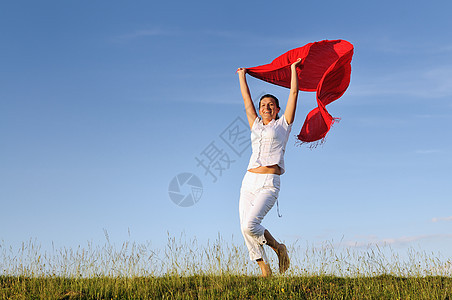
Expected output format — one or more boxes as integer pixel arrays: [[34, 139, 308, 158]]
[[246, 39, 354, 146]]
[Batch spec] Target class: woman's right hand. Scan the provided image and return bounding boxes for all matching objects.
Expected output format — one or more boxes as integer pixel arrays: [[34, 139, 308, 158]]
[[236, 68, 247, 76]]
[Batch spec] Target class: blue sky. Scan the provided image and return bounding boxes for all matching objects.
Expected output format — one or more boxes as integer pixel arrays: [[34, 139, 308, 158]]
[[1, 0, 452, 261]]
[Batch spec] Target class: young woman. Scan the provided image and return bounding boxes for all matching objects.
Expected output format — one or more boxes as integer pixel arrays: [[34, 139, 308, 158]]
[[236, 58, 301, 277]]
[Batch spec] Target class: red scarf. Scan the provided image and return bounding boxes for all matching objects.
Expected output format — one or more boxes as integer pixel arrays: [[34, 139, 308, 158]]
[[246, 40, 354, 146]]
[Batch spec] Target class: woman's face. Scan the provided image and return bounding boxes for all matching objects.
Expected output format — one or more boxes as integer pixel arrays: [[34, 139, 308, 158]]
[[259, 97, 280, 120]]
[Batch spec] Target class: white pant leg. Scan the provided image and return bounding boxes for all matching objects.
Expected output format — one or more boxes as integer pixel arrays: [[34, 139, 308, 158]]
[[239, 172, 280, 262]]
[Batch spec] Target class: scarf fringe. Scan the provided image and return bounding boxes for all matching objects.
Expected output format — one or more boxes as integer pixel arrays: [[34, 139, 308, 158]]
[[295, 138, 326, 149], [332, 117, 341, 125], [295, 117, 340, 149]]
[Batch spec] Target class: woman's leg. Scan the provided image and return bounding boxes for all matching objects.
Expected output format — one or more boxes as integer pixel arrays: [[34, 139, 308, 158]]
[[264, 229, 290, 274], [256, 258, 272, 277], [239, 173, 289, 276], [239, 188, 272, 264]]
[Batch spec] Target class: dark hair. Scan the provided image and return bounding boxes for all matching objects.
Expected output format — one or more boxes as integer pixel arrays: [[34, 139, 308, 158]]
[[259, 94, 280, 120]]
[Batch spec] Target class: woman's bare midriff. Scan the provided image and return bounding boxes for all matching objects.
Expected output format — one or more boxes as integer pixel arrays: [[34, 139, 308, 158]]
[[248, 164, 281, 175]]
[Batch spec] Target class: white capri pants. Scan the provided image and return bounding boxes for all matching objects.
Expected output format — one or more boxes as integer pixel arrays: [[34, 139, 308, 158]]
[[239, 171, 280, 262]]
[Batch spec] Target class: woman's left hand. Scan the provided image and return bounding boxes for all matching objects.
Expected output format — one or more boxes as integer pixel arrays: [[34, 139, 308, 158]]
[[291, 58, 302, 69]]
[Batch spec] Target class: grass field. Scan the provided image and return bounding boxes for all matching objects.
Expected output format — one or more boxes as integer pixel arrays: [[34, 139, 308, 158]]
[[3, 274, 452, 299], [1, 234, 451, 299]]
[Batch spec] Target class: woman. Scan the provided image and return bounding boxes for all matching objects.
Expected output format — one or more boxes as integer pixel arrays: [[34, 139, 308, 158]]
[[236, 58, 301, 277]]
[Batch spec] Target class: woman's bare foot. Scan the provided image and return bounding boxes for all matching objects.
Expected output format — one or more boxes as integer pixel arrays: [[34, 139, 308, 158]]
[[277, 244, 290, 274], [263, 230, 290, 274], [257, 259, 272, 277]]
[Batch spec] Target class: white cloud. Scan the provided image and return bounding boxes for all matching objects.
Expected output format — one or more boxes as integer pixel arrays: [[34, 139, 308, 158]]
[[349, 65, 452, 99], [363, 35, 452, 56], [342, 234, 452, 248], [432, 216, 452, 223], [415, 149, 443, 155], [435, 44, 452, 54], [348, 36, 452, 100], [114, 27, 310, 49], [115, 28, 178, 40]]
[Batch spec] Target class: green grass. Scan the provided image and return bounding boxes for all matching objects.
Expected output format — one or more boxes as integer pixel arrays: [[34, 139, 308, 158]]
[[1, 234, 452, 299], [2, 274, 452, 299]]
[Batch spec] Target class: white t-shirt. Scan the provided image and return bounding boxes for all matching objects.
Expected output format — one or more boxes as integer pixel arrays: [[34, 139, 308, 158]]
[[247, 115, 292, 174]]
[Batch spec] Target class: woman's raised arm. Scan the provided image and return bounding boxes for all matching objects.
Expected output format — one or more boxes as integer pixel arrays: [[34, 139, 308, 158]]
[[237, 68, 258, 129], [284, 58, 302, 125]]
